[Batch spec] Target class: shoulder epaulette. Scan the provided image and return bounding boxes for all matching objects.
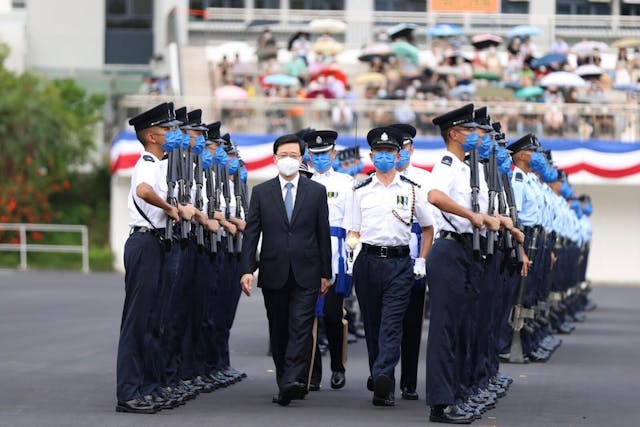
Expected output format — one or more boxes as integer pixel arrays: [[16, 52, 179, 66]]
[[142, 154, 155, 162], [400, 175, 421, 188], [354, 176, 372, 190], [515, 172, 523, 182], [441, 155, 453, 167]]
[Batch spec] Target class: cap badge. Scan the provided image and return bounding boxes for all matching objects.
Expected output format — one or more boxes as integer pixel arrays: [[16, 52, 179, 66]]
[[316, 136, 323, 143], [381, 132, 388, 141]]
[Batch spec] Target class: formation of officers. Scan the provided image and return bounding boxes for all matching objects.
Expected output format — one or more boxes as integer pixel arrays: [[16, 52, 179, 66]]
[[117, 101, 595, 425]]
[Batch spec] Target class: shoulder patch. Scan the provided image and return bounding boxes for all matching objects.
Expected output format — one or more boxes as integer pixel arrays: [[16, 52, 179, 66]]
[[515, 172, 523, 182], [142, 154, 155, 162], [400, 174, 421, 188], [354, 176, 372, 190], [441, 155, 453, 166]]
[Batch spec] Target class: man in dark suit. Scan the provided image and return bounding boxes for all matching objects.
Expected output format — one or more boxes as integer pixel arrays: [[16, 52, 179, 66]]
[[240, 133, 332, 406]]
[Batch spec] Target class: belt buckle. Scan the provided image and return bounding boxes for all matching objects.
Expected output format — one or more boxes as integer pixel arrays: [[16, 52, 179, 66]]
[[379, 246, 388, 258]]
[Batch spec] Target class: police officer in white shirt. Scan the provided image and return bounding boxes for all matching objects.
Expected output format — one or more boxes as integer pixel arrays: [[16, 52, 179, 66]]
[[117, 102, 195, 414], [345, 126, 434, 407], [304, 130, 353, 391]]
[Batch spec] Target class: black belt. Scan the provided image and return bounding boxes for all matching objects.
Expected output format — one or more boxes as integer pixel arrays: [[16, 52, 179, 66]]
[[438, 230, 487, 251], [362, 243, 409, 258], [523, 225, 542, 236], [131, 226, 165, 236]]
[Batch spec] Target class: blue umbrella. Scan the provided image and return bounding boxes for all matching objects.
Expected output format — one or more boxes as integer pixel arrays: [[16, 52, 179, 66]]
[[263, 74, 299, 87], [507, 25, 541, 39], [531, 53, 567, 69], [427, 24, 462, 37]]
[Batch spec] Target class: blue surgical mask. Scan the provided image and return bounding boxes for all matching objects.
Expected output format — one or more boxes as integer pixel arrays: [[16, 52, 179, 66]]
[[215, 145, 228, 167], [201, 150, 213, 169], [560, 180, 573, 199], [478, 134, 493, 160], [570, 200, 583, 219], [583, 203, 593, 216], [529, 152, 547, 173], [179, 132, 191, 150], [332, 157, 341, 172], [396, 149, 411, 169], [461, 132, 479, 152], [192, 135, 206, 155], [372, 152, 397, 173], [162, 129, 182, 152], [228, 156, 239, 175], [356, 161, 364, 174], [541, 165, 558, 183], [311, 152, 332, 173], [239, 167, 248, 183], [498, 155, 512, 175]]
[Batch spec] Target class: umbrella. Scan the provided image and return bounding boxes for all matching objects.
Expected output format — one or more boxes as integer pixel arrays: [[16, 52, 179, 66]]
[[392, 41, 419, 65], [288, 31, 310, 50], [354, 72, 386, 86], [611, 38, 640, 49], [263, 74, 299, 86], [539, 71, 586, 88], [427, 24, 462, 37], [515, 86, 544, 99], [575, 64, 605, 79], [471, 34, 502, 50], [311, 68, 348, 85], [472, 71, 501, 81], [358, 42, 393, 62], [571, 40, 608, 55], [507, 25, 541, 39], [312, 39, 344, 56], [309, 18, 347, 34], [531, 53, 567, 69], [387, 23, 419, 41], [306, 89, 335, 99], [214, 85, 249, 101]]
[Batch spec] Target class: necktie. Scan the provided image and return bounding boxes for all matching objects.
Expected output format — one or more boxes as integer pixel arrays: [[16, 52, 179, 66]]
[[284, 182, 293, 221]]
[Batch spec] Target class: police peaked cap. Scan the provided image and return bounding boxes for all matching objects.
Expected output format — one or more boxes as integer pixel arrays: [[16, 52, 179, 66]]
[[305, 130, 338, 153], [366, 126, 401, 151], [183, 109, 208, 131], [128, 102, 182, 132], [388, 123, 416, 146], [205, 121, 223, 144], [473, 106, 493, 131], [432, 103, 478, 130], [221, 133, 237, 154], [506, 133, 539, 153]]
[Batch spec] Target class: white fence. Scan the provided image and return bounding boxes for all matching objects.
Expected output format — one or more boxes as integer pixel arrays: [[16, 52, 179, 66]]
[[0, 223, 89, 273]]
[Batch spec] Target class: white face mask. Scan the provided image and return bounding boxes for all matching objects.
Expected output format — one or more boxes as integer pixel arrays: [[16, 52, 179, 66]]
[[276, 156, 300, 177]]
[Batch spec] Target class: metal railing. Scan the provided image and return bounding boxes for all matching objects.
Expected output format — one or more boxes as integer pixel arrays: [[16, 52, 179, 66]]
[[0, 223, 89, 273]]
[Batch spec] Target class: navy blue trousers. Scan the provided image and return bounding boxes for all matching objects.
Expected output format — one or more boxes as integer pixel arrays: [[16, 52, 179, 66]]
[[400, 278, 427, 391]]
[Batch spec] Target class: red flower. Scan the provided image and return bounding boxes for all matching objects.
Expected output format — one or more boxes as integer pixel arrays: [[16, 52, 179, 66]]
[[31, 231, 44, 241], [62, 180, 70, 190], [7, 198, 16, 212]]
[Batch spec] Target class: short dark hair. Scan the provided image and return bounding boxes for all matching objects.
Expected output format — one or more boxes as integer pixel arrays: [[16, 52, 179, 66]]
[[273, 134, 305, 155]]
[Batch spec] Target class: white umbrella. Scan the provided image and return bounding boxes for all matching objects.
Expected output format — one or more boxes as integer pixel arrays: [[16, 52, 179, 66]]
[[575, 64, 605, 78], [571, 40, 608, 55], [309, 19, 347, 34], [539, 71, 587, 88]]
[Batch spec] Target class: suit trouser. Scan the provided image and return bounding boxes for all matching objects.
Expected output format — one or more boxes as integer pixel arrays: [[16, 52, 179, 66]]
[[117, 232, 164, 401], [311, 282, 346, 383], [425, 238, 484, 407], [353, 250, 413, 389], [262, 269, 318, 390], [400, 278, 427, 392]]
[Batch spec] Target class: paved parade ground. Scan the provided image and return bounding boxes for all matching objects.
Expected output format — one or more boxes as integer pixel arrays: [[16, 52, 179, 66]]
[[1, 270, 639, 427]]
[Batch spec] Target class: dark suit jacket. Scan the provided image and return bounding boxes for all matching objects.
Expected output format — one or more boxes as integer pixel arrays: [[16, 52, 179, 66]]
[[240, 175, 332, 290]]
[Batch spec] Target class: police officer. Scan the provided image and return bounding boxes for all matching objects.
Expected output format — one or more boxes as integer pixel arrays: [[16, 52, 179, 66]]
[[345, 126, 434, 407], [425, 104, 515, 423], [304, 129, 353, 391], [116, 102, 194, 414], [389, 123, 432, 401]]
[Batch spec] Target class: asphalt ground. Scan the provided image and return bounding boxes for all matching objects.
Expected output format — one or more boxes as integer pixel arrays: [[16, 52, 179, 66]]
[[1, 270, 639, 427]]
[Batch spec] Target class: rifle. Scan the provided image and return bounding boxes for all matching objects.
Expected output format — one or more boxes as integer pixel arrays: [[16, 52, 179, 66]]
[[213, 162, 224, 249], [502, 171, 524, 265], [165, 149, 178, 249], [486, 142, 497, 258], [496, 166, 515, 259], [233, 168, 245, 255], [221, 164, 235, 254], [193, 153, 205, 250], [508, 226, 539, 363], [469, 148, 481, 260], [176, 144, 192, 242], [204, 165, 218, 255]]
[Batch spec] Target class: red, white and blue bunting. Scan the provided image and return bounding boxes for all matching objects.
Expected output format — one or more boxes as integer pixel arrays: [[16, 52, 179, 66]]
[[111, 131, 640, 184]]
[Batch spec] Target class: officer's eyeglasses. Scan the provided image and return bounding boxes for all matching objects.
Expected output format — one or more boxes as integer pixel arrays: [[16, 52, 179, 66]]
[[275, 153, 301, 159]]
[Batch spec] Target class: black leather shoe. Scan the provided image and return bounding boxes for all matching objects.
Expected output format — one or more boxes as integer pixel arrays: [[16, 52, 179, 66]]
[[277, 382, 307, 406], [331, 371, 345, 389], [372, 374, 393, 406], [429, 404, 474, 424], [366, 376, 374, 391], [308, 382, 321, 392], [115, 398, 158, 414], [401, 387, 419, 400]]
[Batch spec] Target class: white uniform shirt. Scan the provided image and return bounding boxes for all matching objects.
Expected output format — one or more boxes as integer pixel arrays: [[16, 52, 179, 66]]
[[128, 151, 168, 228], [347, 172, 433, 247], [429, 150, 489, 235], [401, 164, 434, 258], [312, 169, 353, 276]]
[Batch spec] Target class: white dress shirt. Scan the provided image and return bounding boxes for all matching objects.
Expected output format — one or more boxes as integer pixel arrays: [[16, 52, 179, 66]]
[[278, 173, 300, 206]]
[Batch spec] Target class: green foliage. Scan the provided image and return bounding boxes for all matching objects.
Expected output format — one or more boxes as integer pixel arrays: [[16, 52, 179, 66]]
[[0, 43, 105, 226]]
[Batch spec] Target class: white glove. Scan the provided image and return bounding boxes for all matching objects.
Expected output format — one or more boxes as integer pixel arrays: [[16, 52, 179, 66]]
[[413, 257, 426, 279]]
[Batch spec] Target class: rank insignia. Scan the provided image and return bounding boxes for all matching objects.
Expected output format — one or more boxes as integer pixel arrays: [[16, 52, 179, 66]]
[[396, 195, 408, 207], [327, 191, 338, 198]]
